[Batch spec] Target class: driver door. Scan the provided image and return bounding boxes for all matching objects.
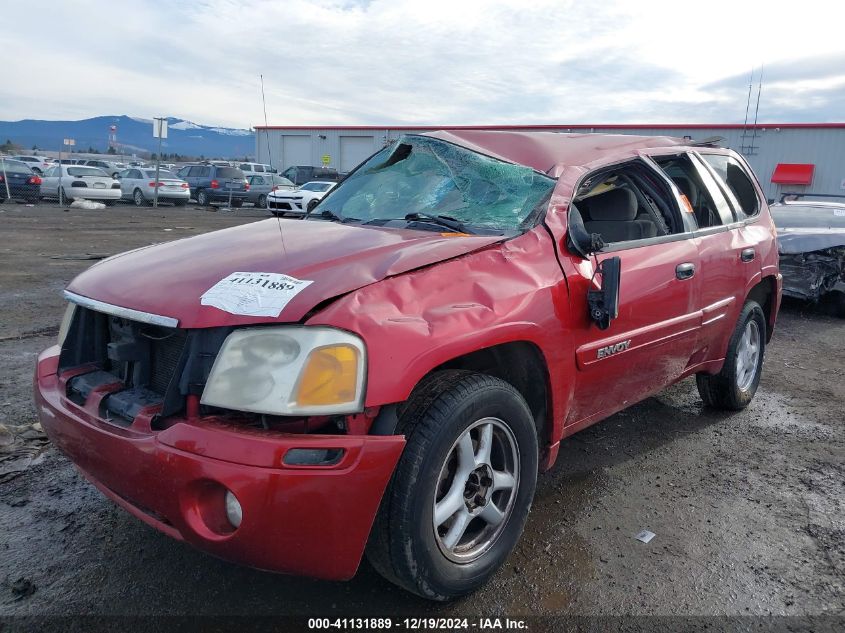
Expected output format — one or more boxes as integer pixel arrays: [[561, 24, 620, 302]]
[[563, 161, 702, 426]]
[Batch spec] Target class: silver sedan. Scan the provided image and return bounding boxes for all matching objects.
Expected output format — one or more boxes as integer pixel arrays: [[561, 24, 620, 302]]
[[246, 174, 295, 207], [117, 168, 190, 206]]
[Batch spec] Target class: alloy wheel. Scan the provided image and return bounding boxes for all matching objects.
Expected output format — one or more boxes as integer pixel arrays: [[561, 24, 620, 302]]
[[432, 417, 519, 563]]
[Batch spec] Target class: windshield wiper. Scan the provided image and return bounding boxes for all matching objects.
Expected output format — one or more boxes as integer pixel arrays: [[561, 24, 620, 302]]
[[404, 212, 475, 234], [304, 209, 359, 224]]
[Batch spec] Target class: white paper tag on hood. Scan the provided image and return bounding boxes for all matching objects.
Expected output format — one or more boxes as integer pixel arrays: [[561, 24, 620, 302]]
[[201, 272, 313, 317]]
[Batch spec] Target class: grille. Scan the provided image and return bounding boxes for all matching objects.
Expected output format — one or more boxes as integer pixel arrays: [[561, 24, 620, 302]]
[[150, 332, 187, 394]]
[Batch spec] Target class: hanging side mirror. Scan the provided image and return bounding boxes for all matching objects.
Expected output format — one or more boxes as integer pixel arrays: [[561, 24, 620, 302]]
[[588, 256, 621, 330], [567, 202, 605, 259]]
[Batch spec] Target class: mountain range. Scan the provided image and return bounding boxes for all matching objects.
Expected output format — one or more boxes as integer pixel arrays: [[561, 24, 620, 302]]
[[0, 115, 256, 159]]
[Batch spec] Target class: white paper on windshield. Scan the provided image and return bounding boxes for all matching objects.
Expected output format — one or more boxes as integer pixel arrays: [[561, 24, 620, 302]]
[[201, 272, 313, 317]]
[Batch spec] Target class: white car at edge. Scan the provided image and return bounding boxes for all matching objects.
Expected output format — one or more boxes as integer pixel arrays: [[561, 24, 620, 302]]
[[267, 180, 335, 215]]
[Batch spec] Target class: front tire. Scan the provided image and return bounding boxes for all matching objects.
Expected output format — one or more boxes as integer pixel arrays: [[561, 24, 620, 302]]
[[133, 188, 145, 207], [257, 194, 267, 208], [367, 371, 538, 601], [697, 301, 766, 410], [306, 198, 319, 213], [60, 188, 73, 205], [196, 189, 209, 206]]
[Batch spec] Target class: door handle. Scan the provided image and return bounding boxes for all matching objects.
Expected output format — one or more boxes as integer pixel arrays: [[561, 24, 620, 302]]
[[676, 262, 695, 280], [741, 248, 756, 262]]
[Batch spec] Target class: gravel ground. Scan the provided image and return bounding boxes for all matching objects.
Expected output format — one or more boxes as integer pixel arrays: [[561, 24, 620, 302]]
[[0, 202, 842, 626]]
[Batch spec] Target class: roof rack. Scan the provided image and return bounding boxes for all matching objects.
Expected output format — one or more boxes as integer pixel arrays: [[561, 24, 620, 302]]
[[779, 192, 845, 203], [687, 136, 725, 147]]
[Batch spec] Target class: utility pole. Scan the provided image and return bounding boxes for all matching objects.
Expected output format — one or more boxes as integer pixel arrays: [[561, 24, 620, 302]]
[[152, 117, 167, 208]]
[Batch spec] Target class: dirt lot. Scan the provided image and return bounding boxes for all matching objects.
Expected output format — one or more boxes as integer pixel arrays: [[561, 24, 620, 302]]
[[0, 202, 843, 623]]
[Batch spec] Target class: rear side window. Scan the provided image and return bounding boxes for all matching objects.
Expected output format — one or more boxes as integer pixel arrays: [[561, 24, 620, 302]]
[[701, 154, 760, 217], [254, 165, 264, 172], [68, 167, 108, 177], [654, 154, 735, 228]]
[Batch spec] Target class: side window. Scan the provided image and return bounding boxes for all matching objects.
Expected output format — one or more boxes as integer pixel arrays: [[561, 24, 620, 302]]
[[700, 154, 760, 218], [654, 154, 735, 228], [187, 166, 201, 177], [570, 161, 683, 246], [239, 164, 251, 171], [282, 167, 294, 180], [254, 165, 264, 173], [44, 166, 57, 177], [201, 167, 211, 178]]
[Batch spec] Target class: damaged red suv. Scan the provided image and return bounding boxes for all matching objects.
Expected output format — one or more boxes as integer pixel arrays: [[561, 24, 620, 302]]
[[35, 131, 782, 600]]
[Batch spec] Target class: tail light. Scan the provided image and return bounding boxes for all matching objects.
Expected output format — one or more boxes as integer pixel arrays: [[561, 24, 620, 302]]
[[271, 185, 278, 192], [147, 181, 166, 187], [0, 175, 4, 183], [244, 180, 250, 191], [71, 180, 87, 187], [210, 179, 219, 189], [29, 176, 42, 185], [181, 183, 189, 189]]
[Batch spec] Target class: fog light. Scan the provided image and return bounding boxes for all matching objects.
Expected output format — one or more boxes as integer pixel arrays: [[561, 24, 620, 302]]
[[224, 490, 242, 528], [283, 448, 344, 466]]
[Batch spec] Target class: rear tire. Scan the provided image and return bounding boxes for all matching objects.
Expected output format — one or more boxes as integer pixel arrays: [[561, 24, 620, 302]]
[[257, 194, 267, 208], [231, 199, 243, 208], [174, 199, 187, 207], [696, 301, 766, 410], [366, 371, 538, 601], [103, 200, 117, 207], [60, 188, 73, 205], [820, 290, 845, 319]]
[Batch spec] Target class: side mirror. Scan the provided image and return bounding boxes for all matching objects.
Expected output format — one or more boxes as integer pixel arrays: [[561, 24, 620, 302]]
[[588, 256, 621, 330], [567, 202, 605, 259]]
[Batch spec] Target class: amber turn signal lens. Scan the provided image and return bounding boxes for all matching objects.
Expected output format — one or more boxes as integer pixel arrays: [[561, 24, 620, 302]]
[[295, 345, 359, 406]]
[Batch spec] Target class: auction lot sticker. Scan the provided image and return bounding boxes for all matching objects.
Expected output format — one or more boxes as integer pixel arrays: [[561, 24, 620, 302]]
[[201, 271, 313, 317]]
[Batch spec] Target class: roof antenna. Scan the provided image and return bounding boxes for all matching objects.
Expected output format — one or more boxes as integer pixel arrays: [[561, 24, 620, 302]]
[[748, 64, 764, 155], [260, 74, 273, 170], [741, 67, 754, 154]]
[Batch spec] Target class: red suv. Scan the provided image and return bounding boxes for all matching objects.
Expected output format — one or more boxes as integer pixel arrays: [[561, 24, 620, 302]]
[[35, 131, 781, 600]]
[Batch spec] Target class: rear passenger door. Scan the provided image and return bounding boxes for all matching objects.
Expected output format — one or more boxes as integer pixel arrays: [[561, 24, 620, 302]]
[[565, 159, 702, 425], [652, 152, 762, 365]]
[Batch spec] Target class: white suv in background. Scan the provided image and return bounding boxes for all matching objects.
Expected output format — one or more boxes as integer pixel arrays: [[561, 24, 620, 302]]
[[238, 162, 277, 177], [11, 155, 52, 174]]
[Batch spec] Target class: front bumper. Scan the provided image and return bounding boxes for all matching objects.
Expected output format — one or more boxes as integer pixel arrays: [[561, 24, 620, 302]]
[[34, 346, 405, 580]]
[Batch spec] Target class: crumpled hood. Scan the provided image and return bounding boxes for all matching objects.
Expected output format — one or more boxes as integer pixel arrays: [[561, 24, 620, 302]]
[[67, 218, 505, 328]]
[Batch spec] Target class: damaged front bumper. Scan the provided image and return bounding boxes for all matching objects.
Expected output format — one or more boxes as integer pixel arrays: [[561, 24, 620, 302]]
[[34, 346, 405, 581], [777, 231, 845, 301]]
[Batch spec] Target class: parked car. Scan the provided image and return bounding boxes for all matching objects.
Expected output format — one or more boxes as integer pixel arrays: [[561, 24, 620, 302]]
[[39, 164, 121, 205], [178, 164, 249, 206], [0, 158, 41, 203], [117, 168, 190, 206], [11, 155, 52, 174], [770, 192, 845, 316], [35, 131, 781, 600], [246, 174, 295, 207], [280, 165, 339, 186], [238, 162, 277, 177], [267, 180, 335, 214], [82, 159, 123, 178]]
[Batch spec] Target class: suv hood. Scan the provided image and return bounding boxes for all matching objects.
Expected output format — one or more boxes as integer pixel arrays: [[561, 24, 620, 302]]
[[67, 219, 505, 328]]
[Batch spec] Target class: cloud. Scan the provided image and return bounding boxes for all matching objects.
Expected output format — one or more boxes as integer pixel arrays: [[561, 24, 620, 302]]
[[2, 0, 845, 127]]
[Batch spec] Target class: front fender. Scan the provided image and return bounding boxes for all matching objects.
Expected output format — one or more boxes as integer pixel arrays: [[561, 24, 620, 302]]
[[307, 229, 574, 442]]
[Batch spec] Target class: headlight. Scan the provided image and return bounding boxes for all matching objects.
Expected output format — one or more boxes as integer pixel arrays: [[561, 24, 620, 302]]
[[57, 303, 76, 346], [200, 326, 366, 416]]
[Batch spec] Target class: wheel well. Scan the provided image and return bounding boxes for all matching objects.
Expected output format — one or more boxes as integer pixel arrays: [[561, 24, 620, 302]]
[[432, 341, 550, 446], [746, 276, 777, 342]]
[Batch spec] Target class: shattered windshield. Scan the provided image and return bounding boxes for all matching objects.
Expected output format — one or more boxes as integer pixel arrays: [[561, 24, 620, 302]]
[[313, 135, 555, 232]]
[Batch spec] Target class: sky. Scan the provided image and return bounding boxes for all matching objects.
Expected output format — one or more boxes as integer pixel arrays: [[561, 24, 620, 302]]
[[2, 0, 845, 129]]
